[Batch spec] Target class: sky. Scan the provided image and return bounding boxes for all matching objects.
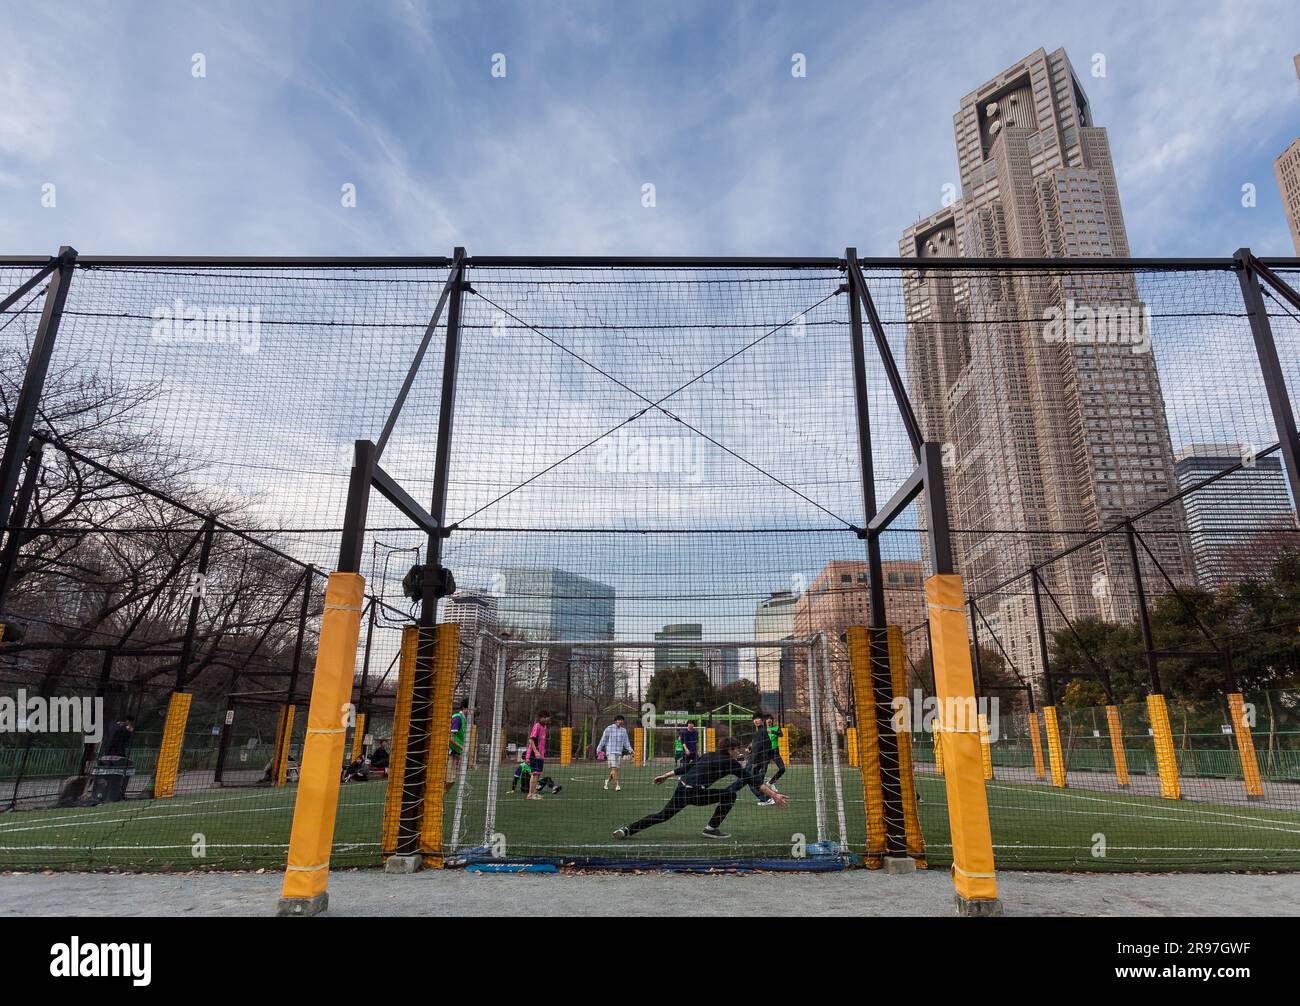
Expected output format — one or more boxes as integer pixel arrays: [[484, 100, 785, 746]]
[[2, 0, 1300, 258], [3, 1, 1300, 667]]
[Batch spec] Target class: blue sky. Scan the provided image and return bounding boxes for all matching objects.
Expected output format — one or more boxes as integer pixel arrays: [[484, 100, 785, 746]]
[[3, 0, 1299, 258]]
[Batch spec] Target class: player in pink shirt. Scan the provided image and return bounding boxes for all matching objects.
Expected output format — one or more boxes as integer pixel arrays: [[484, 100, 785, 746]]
[[526, 710, 551, 800]]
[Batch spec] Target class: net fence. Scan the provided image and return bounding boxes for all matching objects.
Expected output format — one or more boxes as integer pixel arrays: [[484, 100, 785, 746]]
[[0, 255, 1298, 872]]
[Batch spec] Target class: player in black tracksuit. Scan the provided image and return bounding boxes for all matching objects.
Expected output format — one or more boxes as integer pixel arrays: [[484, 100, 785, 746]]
[[613, 736, 787, 840], [734, 713, 778, 804]]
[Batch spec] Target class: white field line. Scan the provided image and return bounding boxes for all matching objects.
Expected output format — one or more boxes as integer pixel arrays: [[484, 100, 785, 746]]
[[983, 781, 1300, 834]]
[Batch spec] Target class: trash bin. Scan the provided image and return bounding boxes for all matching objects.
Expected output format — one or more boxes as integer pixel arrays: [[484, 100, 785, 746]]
[[90, 756, 135, 803]]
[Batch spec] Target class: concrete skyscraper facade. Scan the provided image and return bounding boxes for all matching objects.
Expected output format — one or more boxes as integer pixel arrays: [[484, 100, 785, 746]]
[[1174, 445, 1296, 588], [900, 48, 1191, 678], [1274, 54, 1300, 255]]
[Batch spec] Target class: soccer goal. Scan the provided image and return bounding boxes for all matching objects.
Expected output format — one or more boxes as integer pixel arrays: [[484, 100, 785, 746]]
[[443, 633, 853, 868]]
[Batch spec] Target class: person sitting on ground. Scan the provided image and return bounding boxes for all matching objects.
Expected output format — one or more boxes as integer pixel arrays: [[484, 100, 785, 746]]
[[369, 739, 390, 771]]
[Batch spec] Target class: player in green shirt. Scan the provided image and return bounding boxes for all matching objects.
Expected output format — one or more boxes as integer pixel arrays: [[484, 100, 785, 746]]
[[445, 698, 469, 792], [764, 714, 786, 792]]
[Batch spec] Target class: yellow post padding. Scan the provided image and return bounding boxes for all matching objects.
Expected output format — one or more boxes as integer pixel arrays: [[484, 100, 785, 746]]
[[274, 705, 297, 786], [1028, 709, 1046, 780], [778, 725, 791, 762], [977, 712, 993, 781], [846, 726, 859, 767], [381, 625, 419, 857], [1105, 705, 1129, 787], [887, 625, 926, 867], [925, 574, 997, 904], [418, 624, 460, 868], [704, 726, 715, 754], [559, 726, 573, 766], [1227, 693, 1263, 798], [633, 726, 644, 764], [933, 725, 944, 774], [847, 626, 886, 868], [280, 572, 365, 905], [1147, 693, 1181, 800], [1042, 705, 1067, 788], [153, 691, 192, 799], [350, 711, 367, 764]]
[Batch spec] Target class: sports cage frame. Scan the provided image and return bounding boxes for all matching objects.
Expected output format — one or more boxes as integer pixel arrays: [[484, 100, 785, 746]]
[[2, 248, 1300, 918]]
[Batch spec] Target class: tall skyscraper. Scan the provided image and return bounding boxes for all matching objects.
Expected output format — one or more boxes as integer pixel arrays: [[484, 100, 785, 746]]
[[900, 48, 1191, 678], [791, 559, 929, 713], [497, 567, 615, 692], [754, 590, 797, 710], [653, 622, 703, 675], [1175, 445, 1296, 588], [1274, 54, 1300, 254]]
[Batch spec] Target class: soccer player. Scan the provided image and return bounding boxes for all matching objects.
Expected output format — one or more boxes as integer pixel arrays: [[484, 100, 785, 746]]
[[446, 698, 470, 792], [737, 713, 777, 806], [677, 720, 699, 771], [509, 748, 562, 795], [596, 714, 634, 791], [613, 736, 787, 841], [526, 710, 550, 800], [764, 715, 786, 792]]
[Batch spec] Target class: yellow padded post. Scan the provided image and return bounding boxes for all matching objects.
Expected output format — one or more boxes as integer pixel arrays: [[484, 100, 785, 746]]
[[350, 711, 366, 764], [1028, 709, 1046, 780], [704, 726, 715, 754], [381, 625, 419, 857], [1106, 705, 1129, 787], [1042, 705, 1067, 788], [977, 712, 993, 781], [154, 691, 192, 799], [278, 572, 364, 915], [846, 726, 859, 768], [847, 626, 886, 869], [925, 574, 998, 906], [633, 726, 644, 764], [559, 726, 573, 767], [887, 625, 927, 867], [275, 705, 297, 786], [1147, 693, 1181, 800], [1227, 693, 1263, 799], [418, 624, 460, 868], [778, 725, 791, 763]]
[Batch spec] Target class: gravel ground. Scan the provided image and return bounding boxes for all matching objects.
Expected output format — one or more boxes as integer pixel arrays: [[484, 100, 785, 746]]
[[2, 867, 1297, 917]]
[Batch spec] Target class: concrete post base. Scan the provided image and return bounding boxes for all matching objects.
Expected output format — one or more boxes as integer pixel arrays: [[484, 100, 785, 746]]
[[384, 853, 423, 874], [883, 855, 918, 875], [955, 895, 1003, 917], [276, 893, 328, 917]]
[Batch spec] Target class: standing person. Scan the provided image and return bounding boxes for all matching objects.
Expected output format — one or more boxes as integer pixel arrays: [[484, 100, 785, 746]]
[[526, 710, 551, 800], [679, 720, 699, 769], [613, 736, 787, 841], [736, 713, 777, 806], [446, 698, 470, 792], [596, 714, 634, 791], [764, 715, 786, 792]]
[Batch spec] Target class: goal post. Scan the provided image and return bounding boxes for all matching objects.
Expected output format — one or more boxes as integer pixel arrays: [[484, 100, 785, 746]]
[[438, 632, 853, 868]]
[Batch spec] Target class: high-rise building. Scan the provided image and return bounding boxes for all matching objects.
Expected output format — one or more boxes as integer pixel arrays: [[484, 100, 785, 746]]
[[791, 559, 929, 714], [1175, 445, 1296, 588], [444, 590, 499, 640], [900, 47, 1191, 678], [702, 646, 740, 686], [497, 567, 615, 692], [1274, 55, 1300, 254], [653, 623, 702, 675], [754, 590, 797, 709]]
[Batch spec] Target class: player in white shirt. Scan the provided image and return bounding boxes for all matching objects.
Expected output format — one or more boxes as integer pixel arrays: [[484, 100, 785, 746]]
[[596, 714, 635, 791]]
